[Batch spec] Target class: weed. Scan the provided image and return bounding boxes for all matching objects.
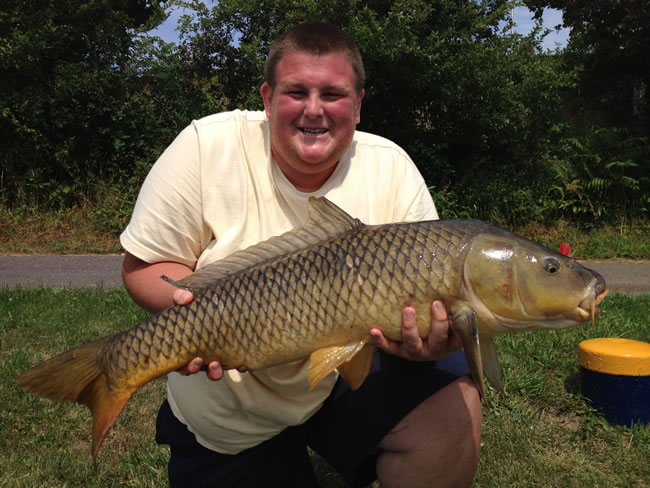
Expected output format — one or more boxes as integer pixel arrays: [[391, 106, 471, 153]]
[[1, 203, 649, 259], [1, 289, 648, 487]]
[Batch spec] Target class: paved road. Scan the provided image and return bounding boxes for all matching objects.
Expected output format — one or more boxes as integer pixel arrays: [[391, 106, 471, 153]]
[[0, 255, 125, 289], [584, 260, 650, 296], [0, 255, 648, 295]]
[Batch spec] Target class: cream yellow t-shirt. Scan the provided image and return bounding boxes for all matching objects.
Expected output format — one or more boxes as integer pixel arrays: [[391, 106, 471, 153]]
[[120, 110, 438, 454]]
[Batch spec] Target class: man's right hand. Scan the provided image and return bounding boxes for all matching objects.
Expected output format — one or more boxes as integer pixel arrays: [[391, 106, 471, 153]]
[[183, 357, 226, 380]]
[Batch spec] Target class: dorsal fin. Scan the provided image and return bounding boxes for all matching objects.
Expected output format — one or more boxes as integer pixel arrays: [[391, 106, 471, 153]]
[[162, 197, 363, 295], [307, 196, 362, 235]]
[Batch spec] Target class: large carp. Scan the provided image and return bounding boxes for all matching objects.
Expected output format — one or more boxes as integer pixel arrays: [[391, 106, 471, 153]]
[[18, 197, 607, 463]]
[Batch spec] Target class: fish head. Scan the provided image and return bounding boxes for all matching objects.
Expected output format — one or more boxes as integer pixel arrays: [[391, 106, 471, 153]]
[[463, 231, 608, 335]]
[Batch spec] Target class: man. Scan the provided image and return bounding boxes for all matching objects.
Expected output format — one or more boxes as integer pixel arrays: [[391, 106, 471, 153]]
[[121, 22, 481, 487]]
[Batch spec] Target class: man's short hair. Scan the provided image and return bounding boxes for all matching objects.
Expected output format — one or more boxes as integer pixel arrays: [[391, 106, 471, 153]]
[[265, 22, 365, 94]]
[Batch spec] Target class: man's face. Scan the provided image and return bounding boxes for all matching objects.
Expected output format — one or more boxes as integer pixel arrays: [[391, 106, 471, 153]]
[[261, 50, 364, 192]]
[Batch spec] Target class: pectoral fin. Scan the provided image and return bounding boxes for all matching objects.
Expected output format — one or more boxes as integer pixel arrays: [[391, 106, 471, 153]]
[[453, 309, 488, 406], [480, 336, 505, 394], [308, 340, 373, 390]]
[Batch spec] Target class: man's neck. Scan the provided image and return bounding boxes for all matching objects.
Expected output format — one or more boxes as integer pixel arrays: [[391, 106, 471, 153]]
[[272, 152, 338, 193]]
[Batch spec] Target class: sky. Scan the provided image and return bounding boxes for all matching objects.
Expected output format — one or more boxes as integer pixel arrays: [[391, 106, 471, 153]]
[[149, 5, 570, 51], [511, 6, 570, 50]]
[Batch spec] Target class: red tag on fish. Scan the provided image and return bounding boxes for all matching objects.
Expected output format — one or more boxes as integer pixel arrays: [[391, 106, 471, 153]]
[[560, 243, 571, 256]]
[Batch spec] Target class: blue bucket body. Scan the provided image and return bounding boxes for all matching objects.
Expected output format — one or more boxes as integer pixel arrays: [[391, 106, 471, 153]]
[[580, 366, 650, 427]]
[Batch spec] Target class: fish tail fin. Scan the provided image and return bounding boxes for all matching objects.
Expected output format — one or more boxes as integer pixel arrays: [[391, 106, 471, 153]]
[[78, 372, 134, 466], [17, 337, 135, 465]]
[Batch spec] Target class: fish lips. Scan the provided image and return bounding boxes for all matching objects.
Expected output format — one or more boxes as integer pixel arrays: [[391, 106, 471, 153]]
[[577, 272, 609, 325]]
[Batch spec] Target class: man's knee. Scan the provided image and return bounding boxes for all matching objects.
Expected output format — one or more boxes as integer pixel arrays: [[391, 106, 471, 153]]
[[377, 376, 482, 488], [453, 376, 482, 465], [424, 376, 481, 457]]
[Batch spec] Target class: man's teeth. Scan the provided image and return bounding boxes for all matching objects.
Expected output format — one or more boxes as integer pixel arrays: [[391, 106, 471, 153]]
[[300, 128, 327, 134]]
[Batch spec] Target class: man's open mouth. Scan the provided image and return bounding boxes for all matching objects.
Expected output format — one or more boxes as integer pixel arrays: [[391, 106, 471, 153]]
[[300, 128, 327, 135]]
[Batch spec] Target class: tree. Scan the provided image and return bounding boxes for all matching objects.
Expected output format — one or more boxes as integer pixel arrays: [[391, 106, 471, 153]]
[[7, 0, 639, 226], [178, 0, 577, 225], [0, 0, 167, 207], [526, 0, 649, 131], [525, 1, 650, 221]]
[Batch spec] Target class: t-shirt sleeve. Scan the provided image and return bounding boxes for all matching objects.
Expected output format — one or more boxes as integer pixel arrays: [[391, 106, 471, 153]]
[[120, 123, 210, 268], [345, 132, 439, 225], [385, 145, 439, 222], [406, 178, 439, 221]]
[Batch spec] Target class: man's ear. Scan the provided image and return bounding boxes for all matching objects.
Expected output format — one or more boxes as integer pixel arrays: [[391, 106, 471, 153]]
[[355, 88, 365, 124], [260, 82, 273, 118]]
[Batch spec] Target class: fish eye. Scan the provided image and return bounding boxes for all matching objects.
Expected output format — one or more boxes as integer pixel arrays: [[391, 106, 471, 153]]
[[542, 256, 561, 274]]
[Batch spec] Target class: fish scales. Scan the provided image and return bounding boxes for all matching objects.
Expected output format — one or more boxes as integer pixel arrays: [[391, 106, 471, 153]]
[[100, 219, 475, 391], [17, 197, 608, 464]]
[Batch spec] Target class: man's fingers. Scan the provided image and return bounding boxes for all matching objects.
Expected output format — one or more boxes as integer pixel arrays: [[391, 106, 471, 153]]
[[401, 307, 423, 353], [173, 289, 193, 306], [185, 357, 204, 374], [428, 303, 450, 344], [431, 300, 463, 351], [431, 300, 448, 322], [207, 361, 224, 380], [370, 328, 400, 355], [371, 301, 460, 361], [184, 358, 225, 380]]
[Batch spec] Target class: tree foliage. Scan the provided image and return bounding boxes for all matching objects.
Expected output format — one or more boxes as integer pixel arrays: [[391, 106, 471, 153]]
[[1, 0, 166, 206], [1, 0, 647, 228], [524, 0, 650, 222], [177, 0, 581, 225], [527, 0, 649, 132], [0, 0, 226, 212]]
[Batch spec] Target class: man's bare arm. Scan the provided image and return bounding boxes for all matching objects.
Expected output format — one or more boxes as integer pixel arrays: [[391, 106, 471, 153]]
[[121, 251, 224, 379]]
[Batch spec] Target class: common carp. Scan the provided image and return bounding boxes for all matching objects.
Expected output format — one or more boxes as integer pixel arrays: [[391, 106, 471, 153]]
[[18, 197, 608, 463]]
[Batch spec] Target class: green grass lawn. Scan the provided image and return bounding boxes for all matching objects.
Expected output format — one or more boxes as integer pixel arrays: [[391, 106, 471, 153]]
[[1, 289, 648, 487], [2, 204, 649, 260]]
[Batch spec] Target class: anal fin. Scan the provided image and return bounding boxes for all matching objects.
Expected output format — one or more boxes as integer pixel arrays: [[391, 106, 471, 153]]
[[308, 340, 372, 390], [337, 344, 375, 390]]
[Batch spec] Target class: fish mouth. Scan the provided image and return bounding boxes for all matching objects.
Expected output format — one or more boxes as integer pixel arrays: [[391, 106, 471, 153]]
[[577, 273, 609, 325]]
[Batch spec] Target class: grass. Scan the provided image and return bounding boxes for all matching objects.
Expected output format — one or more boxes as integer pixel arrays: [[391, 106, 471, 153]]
[[1, 288, 165, 487], [0, 204, 124, 255], [516, 218, 650, 260], [1, 288, 648, 487], [1, 204, 649, 259], [476, 292, 650, 487]]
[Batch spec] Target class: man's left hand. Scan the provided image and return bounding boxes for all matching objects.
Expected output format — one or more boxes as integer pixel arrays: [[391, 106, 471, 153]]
[[370, 300, 462, 361]]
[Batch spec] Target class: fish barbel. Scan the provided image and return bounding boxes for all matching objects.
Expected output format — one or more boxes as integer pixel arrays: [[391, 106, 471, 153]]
[[17, 197, 608, 463]]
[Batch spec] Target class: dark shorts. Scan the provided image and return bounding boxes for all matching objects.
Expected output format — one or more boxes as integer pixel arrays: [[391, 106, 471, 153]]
[[156, 349, 470, 488]]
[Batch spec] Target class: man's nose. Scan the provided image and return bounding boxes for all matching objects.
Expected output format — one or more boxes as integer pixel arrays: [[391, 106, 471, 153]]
[[304, 94, 324, 117]]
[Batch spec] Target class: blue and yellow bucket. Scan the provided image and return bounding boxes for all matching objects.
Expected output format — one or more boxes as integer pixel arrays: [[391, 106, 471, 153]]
[[579, 338, 650, 426]]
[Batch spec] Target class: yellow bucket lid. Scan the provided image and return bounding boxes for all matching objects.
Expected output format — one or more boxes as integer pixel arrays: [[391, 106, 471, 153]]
[[579, 338, 650, 376]]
